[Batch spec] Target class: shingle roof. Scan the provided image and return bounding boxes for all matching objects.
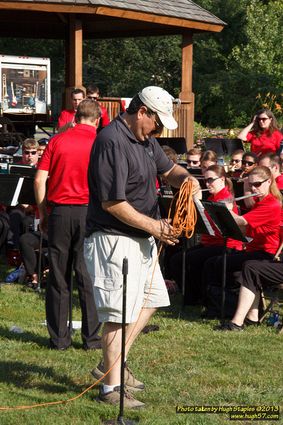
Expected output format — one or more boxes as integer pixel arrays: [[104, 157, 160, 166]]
[[1, 0, 226, 26]]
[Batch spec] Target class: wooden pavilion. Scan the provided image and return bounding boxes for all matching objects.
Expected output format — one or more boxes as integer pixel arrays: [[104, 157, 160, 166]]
[[0, 0, 225, 147]]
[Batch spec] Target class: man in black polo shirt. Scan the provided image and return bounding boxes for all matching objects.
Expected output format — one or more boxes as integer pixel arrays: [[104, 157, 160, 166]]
[[84, 86, 199, 408]]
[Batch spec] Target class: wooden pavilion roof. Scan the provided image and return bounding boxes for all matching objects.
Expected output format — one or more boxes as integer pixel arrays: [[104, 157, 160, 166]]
[[0, 1, 226, 39]]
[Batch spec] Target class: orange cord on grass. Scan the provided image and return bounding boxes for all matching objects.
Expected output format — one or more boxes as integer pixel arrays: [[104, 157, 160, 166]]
[[0, 180, 197, 412]]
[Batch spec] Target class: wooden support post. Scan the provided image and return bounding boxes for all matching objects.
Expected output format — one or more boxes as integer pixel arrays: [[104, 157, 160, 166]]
[[64, 15, 84, 109], [179, 33, 194, 150]]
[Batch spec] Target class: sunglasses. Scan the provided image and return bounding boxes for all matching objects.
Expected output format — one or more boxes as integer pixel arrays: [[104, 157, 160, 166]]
[[87, 96, 99, 101], [187, 160, 200, 165], [242, 160, 255, 166], [258, 117, 270, 122], [230, 159, 242, 164], [23, 150, 37, 155], [249, 178, 269, 188], [204, 177, 220, 185]]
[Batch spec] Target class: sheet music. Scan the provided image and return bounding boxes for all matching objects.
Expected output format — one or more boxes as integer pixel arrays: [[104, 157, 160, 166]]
[[194, 197, 215, 236]]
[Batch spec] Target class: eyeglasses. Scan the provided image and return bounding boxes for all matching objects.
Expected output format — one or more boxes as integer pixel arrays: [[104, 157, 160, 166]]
[[249, 178, 269, 188], [187, 160, 200, 165], [258, 117, 270, 122], [230, 159, 242, 164], [204, 177, 220, 185], [23, 150, 37, 155], [242, 160, 255, 166], [87, 96, 99, 101], [153, 115, 163, 132]]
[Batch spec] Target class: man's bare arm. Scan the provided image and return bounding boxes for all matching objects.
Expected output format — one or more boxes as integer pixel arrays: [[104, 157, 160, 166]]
[[34, 169, 49, 233], [102, 200, 178, 245]]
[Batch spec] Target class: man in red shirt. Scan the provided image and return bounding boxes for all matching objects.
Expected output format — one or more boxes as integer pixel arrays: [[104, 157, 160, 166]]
[[259, 153, 283, 190], [86, 85, 110, 131], [57, 88, 85, 133], [34, 99, 101, 350]]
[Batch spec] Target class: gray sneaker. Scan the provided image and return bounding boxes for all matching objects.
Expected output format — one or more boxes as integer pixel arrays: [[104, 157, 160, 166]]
[[99, 385, 145, 409], [91, 360, 145, 392]]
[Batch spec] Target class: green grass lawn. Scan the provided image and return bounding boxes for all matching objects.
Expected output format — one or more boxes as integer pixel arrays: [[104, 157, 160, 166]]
[[0, 258, 282, 425]]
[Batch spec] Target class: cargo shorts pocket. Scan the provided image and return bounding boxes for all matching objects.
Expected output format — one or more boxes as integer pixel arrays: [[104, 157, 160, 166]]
[[93, 277, 123, 314]]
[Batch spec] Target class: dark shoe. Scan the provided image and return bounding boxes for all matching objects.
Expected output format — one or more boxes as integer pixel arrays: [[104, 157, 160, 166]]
[[98, 385, 145, 409], [83, 339, 102, 350], [218, 321, 244, 331], [49, 340, 71, 351], [244, 318, 259, 326], [91, 360, 145, 392]]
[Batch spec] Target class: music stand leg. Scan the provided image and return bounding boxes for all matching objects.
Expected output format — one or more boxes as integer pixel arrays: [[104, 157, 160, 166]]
[[181, 238, 188, 308], [104, 258, 138, 425], [36, 231, 43, 293], [220, 237, 228, 324]]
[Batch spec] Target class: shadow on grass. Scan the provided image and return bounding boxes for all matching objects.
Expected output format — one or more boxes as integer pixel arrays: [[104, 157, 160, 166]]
[[160, 293, 207, 323], [0, 360, 83, 393]]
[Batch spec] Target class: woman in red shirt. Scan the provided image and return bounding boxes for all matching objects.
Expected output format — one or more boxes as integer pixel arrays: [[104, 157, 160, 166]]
[[203, 166, 282, 316], [238, 109, 283, 156], [169, 165, 242, 305]]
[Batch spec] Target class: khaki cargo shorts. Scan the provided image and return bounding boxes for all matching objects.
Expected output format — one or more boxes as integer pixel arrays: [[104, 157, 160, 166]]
[[84, 232, 170, 323]]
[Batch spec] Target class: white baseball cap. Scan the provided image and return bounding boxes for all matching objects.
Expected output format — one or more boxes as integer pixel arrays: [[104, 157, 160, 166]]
[[138, 86, 178, 130]]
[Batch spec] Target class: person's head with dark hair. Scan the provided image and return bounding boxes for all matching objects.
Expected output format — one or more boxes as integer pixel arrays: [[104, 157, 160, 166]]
[[253, 108, 279, 136], [204, 164, 233, 195], [200, 150, 217, 174], [37, 138, 49, 158], [187, 147, 201, 168], [259, 152, 282, 178], [71, 88, 85, 111], [242, 151, 258, 174], [161, 145, 178, 164], [123, 86, 177, 142], [86, 85, 100, 101], [75, 99, 101, 125]]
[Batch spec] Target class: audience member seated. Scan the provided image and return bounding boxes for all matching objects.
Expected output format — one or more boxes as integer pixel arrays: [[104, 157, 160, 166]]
[[202, 166, 282, 311], [0, 205, 10, 253], [169, 165, 242, 305], [228, 149, 245, 178], [86, 85, 110, 131], [57, 88, 85, 133], [200, 150, 218, 175], [19, 230, 48, 290], [259, 153, 283, 190], [238, 108, 283, 156], [186, 148, 202, 169], [220, 259, 283, 330]]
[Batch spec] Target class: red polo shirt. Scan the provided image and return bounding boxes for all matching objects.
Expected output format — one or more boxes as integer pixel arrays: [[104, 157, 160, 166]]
[[244, 193, 281, 254], [38, 124, 97, 204], [201, 186, 243, 250], [275, 174, 283, 190], [57, 109, 75, 129], [246, 129, 282, 155]]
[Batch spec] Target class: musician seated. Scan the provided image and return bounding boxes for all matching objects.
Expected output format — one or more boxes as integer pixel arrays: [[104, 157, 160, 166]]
[[187, 148, 201, 169], [37, 138, 49, 159], [259, 153, 283, 190], [169, 165, 242, 305], [201, 150, 217, 175], [21, 139, 39, 167], [19, 230, 48, 290], [202, 166, 282, 316], [228, 149, 244, 178], [239, 151, 258, 179]]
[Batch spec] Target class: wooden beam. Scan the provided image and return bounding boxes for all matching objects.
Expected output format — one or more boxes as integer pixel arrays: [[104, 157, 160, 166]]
[[180, 34, 194, 149], [0, 2, 225, 33]]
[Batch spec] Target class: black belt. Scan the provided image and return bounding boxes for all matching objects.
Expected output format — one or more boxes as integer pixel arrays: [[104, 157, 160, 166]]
[[50, 203, 88, 207]]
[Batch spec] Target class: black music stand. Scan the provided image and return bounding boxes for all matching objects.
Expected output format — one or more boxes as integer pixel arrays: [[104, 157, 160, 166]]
[[202, 201, 249, 323]]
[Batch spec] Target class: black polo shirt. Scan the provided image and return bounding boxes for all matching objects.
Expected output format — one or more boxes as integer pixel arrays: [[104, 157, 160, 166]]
[[86, 114, 173, 238]]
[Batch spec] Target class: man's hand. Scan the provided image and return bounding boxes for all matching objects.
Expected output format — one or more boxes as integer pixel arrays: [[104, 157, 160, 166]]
[[39, 212, 48, 234], [183, 175, 201, 196], [151, 219, 179, 245]]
